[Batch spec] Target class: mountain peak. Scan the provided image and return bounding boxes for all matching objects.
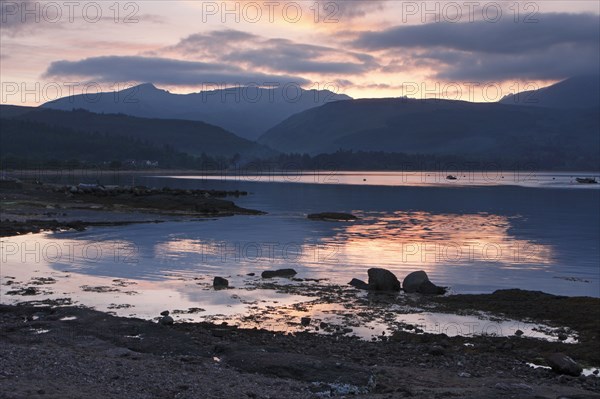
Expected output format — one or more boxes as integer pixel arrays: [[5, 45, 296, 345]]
[[499, 73, 599, 109], [137, 82, 158, 90]]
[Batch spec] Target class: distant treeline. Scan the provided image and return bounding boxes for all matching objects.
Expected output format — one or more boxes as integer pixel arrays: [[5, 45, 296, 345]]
[[240, 150, 600, 172], [3, 148, 598, 172]]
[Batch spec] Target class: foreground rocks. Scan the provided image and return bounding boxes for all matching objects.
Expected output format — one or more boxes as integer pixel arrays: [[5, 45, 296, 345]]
[[213, 277, 229, 289], [546, 353, 584, 376], [349, 278, 370, 290], [403, 270, 447, 295], [402, 270, 429, 293], [261, 269, 297, 278], [1, 303, 599, 399], [367, 268, 401, 291], [349, 269, 446, 295]]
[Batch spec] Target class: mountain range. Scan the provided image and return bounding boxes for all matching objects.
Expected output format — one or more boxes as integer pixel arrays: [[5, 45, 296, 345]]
[[2, 75, 598, 169], [42, 84, 351, 140], [258, 75, 599, 167]]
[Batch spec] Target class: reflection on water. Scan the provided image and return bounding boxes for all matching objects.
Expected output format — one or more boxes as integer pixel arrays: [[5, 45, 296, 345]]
[[324, 211, 554, 273], [1, 210, 558, 289]]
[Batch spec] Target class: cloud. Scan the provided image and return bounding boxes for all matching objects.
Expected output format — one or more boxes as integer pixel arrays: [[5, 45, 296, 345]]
[[1, 0, 46, 35], [42, 29, 377, 88], [224, 38, 377, 74], [0, 0, 165, 36], [315, 0, 386, 20], [418, 44, 599, 81], [351, 12, 600, 80], [353, 13, 599, 54], [166, 29, 378, 75], [43, 55, 310, 86]]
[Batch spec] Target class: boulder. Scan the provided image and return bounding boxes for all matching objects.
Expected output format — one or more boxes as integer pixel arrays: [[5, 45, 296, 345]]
[[348, 278, 369, 290], [159, 315, 174, 325], [546, 353, 583, 376], [307, 212, 357, 221], [213, 276, 229, 289], [261, 269, 297, 278], [417, 279, 446, 295], [367, 268, 400, 291], [402, 270, 429, 293]]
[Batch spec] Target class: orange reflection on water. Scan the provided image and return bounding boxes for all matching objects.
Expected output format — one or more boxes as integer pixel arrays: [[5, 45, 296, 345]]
[[304, 211, 554, 277]]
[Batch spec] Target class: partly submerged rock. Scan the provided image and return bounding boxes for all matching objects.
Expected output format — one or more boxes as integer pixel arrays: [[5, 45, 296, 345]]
[[307, 212, 357, 221], [261, 269, 297, 278], [417, 279, 446, 295], [348, 278, 369, 290], [213, 277, 229, 289], [402, 271, 429, 293], [159, 315, 174, 326], [546, 353, 583, 376], [367, 268, 400, 291], [403, 270, 446, 295]]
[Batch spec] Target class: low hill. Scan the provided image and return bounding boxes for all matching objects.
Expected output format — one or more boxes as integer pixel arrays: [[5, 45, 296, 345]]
[[1, 105, 273, 159]]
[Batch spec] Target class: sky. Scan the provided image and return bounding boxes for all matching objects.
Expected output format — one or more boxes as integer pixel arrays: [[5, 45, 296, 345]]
[[1, 0, 599, 105]]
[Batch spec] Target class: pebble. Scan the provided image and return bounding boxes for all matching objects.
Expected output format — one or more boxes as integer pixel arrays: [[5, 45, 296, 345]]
[[213, 277, 229, 289], [558, 333, 568, 341]]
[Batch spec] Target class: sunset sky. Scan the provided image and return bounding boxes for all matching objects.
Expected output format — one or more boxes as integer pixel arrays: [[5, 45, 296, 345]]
[[1, 0, 599, 105]]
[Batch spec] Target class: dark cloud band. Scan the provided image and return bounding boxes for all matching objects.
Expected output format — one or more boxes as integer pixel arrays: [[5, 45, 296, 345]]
[[43, 55, 310, 86]]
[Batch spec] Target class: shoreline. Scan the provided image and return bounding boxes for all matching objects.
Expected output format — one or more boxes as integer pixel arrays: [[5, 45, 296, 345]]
[[0, 181, 263, 237], [1, 291, 599, 398]]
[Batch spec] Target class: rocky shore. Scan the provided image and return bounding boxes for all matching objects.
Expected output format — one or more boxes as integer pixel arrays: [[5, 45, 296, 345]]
[[1, 295, 599, 399], [0, 179, 262, 237]]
